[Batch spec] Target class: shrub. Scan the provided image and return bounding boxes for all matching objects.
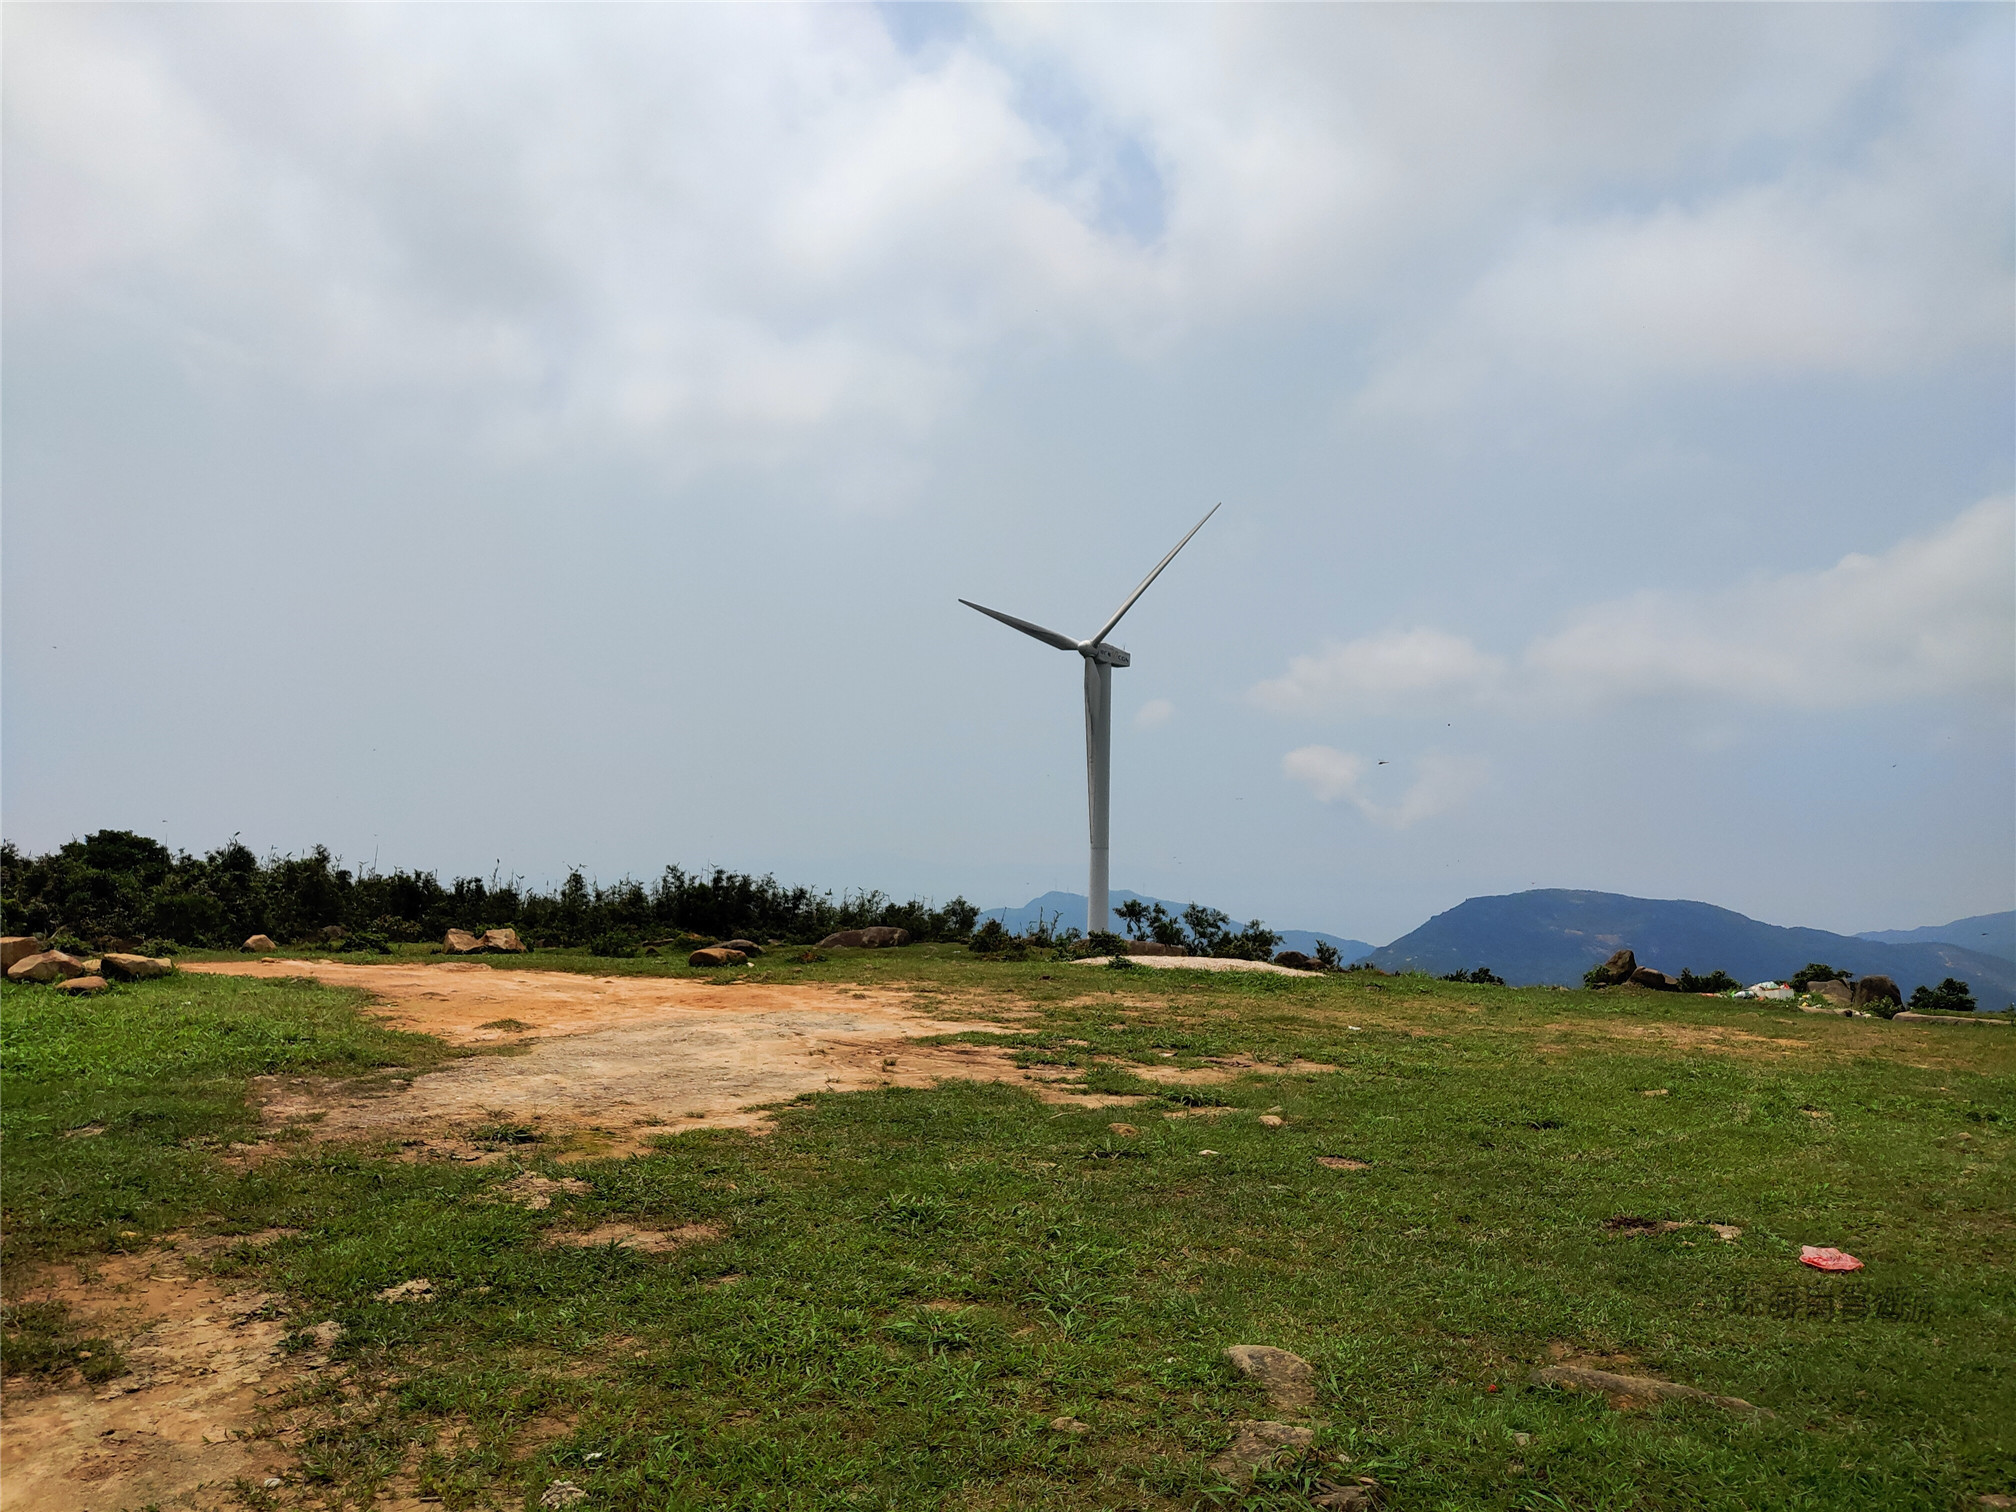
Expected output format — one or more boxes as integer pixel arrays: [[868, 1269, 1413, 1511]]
[[1313, 941, 1342, 970], [1443, 966, 1505, 986], [587, 931, 638, 958], [1908, 978, 1975, 1014], [968, 919, 1012, 954], [1678, 968, 1740, 993]]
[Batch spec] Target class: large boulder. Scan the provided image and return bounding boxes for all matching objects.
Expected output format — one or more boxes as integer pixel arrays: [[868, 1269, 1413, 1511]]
[[716, 938, 763, 956], [101, 953, 174, 982], [55, 975, 108, 996], [1273, 950, 1317, 971], [1590, 949, 1637, 986], [242, 934, 278, 953], [1852, 975, 1902, 1012], [2, 937, 43, 971], [817, 927, 911, 949], [1629, 967, 1680, 991], [688, 947, 748, 968], [1807, 978, 1852, 1005], [1122, 940, 1186, 956], [6, 951, 89, 984], [443, 929, 483, 954], [480, 928, 527, 954]]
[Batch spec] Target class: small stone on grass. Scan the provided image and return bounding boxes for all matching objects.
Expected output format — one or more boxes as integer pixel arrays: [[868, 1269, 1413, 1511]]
[[1225, 1344, 1317, 1411]]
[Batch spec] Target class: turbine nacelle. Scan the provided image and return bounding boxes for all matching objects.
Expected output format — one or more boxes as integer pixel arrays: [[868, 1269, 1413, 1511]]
[[1084, 644, 1130, 667]]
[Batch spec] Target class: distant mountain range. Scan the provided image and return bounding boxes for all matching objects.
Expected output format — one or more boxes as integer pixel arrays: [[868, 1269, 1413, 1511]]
[[1364, 890, 2016, 1005], [978, 891, 1374, 963], [979, 886, 2014, 1007], [1856, 911, 2014, 965]]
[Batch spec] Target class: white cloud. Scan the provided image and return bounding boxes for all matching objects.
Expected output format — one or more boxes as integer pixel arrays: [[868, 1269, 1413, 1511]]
[[1250, 629, 1503, 713], [1134, 698, 1175, 730], [1523, 496, 2015, 709], [1350, 32, 2012, 414], [1257, 497, 2016, 714], [1283, 747, 1490, 828], [7, 6, 2001, 502]]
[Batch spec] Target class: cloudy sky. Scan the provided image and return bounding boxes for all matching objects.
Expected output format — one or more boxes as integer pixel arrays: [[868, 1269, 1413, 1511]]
[[5, 3, 2011, 944]]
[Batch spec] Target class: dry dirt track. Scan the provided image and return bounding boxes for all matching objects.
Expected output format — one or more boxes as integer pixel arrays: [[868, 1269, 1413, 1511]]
[[184, 958, 1130, 1156]]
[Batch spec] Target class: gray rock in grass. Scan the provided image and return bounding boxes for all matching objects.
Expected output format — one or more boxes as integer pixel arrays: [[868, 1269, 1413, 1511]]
[[1224, 1344, 1317, 1411]]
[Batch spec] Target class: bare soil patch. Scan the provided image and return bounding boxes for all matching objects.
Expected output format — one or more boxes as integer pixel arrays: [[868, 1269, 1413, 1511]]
[[187, 961, 1138, 1156], [542, 1223, 722, 1253], [0, 1234, 331, 1512]]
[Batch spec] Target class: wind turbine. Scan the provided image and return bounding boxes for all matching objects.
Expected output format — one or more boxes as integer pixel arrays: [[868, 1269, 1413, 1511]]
[[960, 504, 1220, 937]]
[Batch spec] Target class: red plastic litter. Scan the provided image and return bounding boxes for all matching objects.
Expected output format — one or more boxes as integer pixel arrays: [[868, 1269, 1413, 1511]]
[[1799, 1246, 1864, 1272]]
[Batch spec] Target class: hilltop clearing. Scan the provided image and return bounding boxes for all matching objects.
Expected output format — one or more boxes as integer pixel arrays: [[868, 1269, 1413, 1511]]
[[4, 950, 2011, 1510]]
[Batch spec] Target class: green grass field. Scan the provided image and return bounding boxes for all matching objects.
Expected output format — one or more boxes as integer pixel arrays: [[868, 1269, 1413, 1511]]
[[4, 954, 2012, 1510]]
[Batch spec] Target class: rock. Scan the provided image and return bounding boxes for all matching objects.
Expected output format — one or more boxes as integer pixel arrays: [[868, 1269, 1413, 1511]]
[[688, 947, 748, 968], [816, 926, 911, 949], [1806, 978, 1851, 1005], [242, 934, 278, 952], [1310, 1480, 1385, 1510], [443, 929, 483, 954], [101, 953, 174, 982], [1590, 949, 1637, 986], [376, 1278, 434, 1303], [55, 975, 108, 996], [1122, 940, 1187, 956], [1, 937, 41, 971], [716, 938, 763, 956], [6, 950, 89, 984], [1629, 967, 1680, 991], [1852, 975, 1902, 1011], [1273, 950, 1316, 970], [1225, 1344, 1316, 1411], [1107, 1123, 1139, 1137], [83, 958, 103, 974], [1207, 1420, 1315, 1479], [480, 928, 526, 953], [539, 1481, 589, 1509], [1048, 1416, 1091, 1435], [1258, 1114, 1285, 1127], [1529, 1365, 1772, 1417]]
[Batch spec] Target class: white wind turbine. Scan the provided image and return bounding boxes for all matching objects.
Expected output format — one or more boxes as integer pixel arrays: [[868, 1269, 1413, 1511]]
[[960, 504, 1220, 937]]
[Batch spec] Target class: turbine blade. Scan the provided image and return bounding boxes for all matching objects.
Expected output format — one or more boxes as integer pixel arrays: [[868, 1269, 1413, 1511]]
[[959, 599, 1081, 652], [1088, 502, 1220, 647]]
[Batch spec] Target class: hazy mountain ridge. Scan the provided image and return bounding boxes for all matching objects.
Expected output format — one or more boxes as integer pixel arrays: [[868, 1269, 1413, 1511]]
[[1365, 889, 2016, 1004], [979, 891, 1375, 962], [1855, 911, 2014, 965]]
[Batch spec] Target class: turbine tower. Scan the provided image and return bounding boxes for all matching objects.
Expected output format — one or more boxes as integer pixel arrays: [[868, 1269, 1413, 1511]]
[[960, 504, 1219, 937]]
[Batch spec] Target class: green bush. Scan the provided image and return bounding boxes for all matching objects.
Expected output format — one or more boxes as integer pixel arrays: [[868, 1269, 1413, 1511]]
[[2, 832, 984, 950], [1678, 968, 1740, 993], [1908, 978, 1975, 1014]]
